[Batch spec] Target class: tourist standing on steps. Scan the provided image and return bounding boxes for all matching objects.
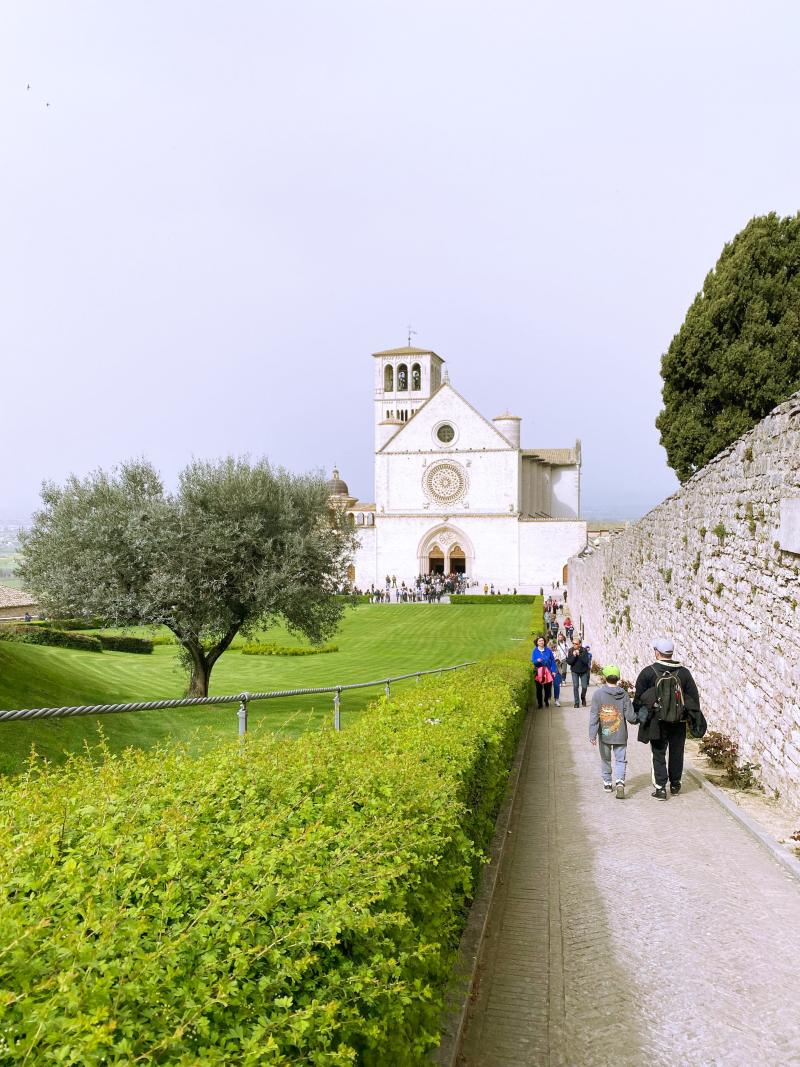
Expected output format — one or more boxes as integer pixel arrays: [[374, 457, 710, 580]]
[[532, 635, 557, 709], [634, 637, 702, 801], [589, 664, 637, 799], [566, 637, 591, 707], [556, 631, 570, 678], [564, 615, 574, 640]]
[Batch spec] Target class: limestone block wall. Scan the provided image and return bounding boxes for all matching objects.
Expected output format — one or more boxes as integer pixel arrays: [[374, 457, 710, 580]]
[[568, 394, 800, 812]]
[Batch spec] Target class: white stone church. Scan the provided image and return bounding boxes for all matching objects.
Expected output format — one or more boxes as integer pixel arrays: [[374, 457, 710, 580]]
[[329, 345, 587, 591]]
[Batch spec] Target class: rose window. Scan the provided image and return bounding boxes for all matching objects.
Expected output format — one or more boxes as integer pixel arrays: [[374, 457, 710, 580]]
[[424, 462, 468, 505]]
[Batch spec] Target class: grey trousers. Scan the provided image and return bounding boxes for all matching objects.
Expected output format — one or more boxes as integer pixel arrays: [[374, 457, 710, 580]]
[[598, 740, 627, 783]]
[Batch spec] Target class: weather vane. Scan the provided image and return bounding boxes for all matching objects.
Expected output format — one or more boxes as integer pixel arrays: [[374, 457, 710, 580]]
[[407, 326, 417, 346]]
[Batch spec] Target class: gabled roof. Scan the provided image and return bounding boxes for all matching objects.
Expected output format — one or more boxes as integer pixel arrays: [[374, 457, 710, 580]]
[[522, 447, 578, 465], [372, 345, 439, 357], [377, 381, 514, 452], [0, 585, 37, 609]]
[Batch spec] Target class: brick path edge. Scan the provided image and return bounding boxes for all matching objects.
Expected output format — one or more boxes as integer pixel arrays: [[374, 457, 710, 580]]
[[684, 763, 800, 883], [430, 704, 535, 1067]]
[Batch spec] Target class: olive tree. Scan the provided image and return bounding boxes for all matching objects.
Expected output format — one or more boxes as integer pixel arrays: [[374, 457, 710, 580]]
[[19, 456, 358, 696]]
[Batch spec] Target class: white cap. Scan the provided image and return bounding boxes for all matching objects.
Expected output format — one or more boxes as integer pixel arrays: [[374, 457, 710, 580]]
[[654, 637, 674, 654]]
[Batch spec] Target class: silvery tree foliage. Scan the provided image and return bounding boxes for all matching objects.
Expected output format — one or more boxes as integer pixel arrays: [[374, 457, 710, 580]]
[[19, 457, 358, 696]]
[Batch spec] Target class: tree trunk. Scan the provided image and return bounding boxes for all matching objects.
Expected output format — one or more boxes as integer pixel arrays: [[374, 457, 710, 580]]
[[184, 640, 212, 698]]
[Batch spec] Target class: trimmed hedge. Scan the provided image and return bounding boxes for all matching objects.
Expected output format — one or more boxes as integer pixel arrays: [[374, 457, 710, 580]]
[[0, 625, 103, 653], [241, 642, 339, 656], [451, 594, 538, 603], [49, 617, 105, 631], [96, 633, 153, 654], [0, 628, 535, 1065]]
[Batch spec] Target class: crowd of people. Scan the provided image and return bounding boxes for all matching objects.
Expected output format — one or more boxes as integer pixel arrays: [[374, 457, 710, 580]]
[[363, 572, 476, 602], [532, 591, 704, 803]]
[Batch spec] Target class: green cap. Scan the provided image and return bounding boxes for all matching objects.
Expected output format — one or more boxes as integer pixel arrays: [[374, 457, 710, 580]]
[[602, 664, 621, 679]]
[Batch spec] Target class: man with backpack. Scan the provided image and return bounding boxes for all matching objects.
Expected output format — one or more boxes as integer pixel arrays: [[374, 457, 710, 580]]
[[634, 637, 702, 801]]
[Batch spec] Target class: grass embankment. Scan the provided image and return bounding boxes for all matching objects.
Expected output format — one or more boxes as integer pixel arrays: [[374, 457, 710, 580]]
[[0, 602, 538, 775], [0, 624, 536, 1065]]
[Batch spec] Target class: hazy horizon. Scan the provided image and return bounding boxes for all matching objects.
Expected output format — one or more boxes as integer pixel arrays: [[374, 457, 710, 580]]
[[2, 1, 799, 519]]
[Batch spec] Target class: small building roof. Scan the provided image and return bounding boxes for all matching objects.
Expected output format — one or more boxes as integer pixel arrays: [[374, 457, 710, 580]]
[[523, 447, 577, 465], [493, 411, 521, 421], [326, 469, 350, 496], [0, 585, 37, 609]]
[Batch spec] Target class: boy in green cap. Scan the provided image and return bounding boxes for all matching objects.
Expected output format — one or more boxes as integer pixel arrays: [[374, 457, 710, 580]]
[[589, 664, 636, 799]]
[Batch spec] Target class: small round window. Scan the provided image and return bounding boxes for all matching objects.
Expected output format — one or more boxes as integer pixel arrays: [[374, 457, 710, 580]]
[[437, 424, 455, 443]]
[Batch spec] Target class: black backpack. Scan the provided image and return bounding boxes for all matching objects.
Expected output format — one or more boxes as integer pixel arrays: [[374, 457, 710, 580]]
[[654, 666, 684, 723]]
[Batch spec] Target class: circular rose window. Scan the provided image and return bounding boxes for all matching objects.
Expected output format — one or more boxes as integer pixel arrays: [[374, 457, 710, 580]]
[[424, 461, 468, 506], [436, 424, 455, 443]]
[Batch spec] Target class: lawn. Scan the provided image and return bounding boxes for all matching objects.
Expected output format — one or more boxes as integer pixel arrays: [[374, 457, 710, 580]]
[[0, 602, 537, 776]]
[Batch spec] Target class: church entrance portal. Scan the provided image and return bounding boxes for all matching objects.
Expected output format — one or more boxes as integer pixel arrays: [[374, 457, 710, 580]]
[[428, 546, 444, 574], [449, 544, 466, 573]]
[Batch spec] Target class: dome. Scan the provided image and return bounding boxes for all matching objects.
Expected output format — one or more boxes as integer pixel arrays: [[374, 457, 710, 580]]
[[326, 469, 350, 496], [493, 411, 521, 421]]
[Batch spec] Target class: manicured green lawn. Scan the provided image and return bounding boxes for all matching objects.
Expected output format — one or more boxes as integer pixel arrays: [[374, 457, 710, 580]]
[[0, 603, 536, 776]]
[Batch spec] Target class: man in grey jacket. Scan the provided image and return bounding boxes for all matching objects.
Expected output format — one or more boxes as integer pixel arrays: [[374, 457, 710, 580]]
[[589, 664, 637, 799]]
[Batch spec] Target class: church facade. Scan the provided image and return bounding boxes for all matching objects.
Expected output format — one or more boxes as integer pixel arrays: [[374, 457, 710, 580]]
[[330, 345, 587, 591]]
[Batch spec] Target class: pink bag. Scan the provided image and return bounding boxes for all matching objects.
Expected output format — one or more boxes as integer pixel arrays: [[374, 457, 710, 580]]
[[536, 665, 554, 685]]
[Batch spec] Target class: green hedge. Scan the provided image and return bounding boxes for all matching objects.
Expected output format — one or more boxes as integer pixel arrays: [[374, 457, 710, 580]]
[[0, 626, 103, 653], [49, 617, 105, 631], [241, 642, 339, 656], [0, 630, 535, 1065], [451, 594, 538, 603], [96, 634, 153, 654]]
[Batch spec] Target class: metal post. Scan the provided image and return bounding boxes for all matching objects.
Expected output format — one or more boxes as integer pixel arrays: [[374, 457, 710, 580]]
[[238, 693, 249, 746], [416, 673, 421, 684], [334, 687, 341, 732], [385, 679, 391, 698]]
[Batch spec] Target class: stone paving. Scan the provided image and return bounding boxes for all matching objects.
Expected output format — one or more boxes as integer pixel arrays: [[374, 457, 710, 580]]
[[458, 681, 800, 1067]]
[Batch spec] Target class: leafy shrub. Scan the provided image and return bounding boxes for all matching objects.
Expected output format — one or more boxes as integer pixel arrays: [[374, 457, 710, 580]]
[[49, 617, 105, 631], [0, 634, 535, 1065], [96, 634, 153, 654], [453, 594, 537, 603], [0, 625, 103, 653], [698, 730, 760, 789], [150, 634, 177, 645], [241, 643, 339, 656]]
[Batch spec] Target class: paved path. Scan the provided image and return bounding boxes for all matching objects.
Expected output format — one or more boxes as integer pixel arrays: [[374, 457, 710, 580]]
[[459, 683, 800, 1067]]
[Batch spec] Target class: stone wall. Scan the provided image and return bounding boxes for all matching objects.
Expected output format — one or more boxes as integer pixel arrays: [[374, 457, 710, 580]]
[[569, 394, 800, 812]]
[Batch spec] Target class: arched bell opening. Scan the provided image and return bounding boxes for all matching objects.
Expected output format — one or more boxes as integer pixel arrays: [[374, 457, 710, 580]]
[[384, 364, 394, 391], [411, 363, 421, 391], [397, 363, 408, 391]]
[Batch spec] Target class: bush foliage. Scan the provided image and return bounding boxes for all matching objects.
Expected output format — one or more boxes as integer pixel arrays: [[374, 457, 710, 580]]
[[0, 625, 103, 653], [96, 633, 154, 654], [241, 643, 339, 656], [0, 633, 535, 1065]]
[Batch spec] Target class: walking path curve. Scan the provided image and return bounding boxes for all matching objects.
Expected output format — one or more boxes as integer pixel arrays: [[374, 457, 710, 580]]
[[458, 682, 800, 1067]]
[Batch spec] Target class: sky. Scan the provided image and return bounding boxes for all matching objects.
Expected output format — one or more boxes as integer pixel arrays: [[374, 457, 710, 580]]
[[1, 0, 799, 522]]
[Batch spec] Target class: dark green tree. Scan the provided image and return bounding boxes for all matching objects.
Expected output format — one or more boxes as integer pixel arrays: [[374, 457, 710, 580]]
[[19, 457, 358, 696], [656, 212, 800, 483]]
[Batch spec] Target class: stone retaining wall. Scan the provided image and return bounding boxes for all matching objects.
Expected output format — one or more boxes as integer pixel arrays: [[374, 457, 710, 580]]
[[569, 394, 800, 812]]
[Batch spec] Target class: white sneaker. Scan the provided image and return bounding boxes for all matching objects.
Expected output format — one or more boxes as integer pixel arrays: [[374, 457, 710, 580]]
[[603, 782, 613, 792], [554, 700, 561, 707]]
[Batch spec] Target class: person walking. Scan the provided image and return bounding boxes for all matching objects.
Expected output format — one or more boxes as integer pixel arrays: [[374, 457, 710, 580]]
[[548, 638, 563, 707], [589, 664, 637, 798], [532, 635, 557, 708], [566, 636, 591, 707], [634, 637, 702, 800], [564, 615, 574, 640]]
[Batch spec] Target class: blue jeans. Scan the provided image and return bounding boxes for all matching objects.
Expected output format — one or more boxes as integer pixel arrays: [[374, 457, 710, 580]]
[[553, 671, 561, 699], [598, 740, 627, 783], [572, 671, 588, 704]]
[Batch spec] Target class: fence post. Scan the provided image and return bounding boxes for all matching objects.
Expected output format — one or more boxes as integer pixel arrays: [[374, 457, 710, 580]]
[[416, 673, 421, 684], [238, 693, 249, 746], [334, 687, 341, 732], [385, 679, 391, 698]]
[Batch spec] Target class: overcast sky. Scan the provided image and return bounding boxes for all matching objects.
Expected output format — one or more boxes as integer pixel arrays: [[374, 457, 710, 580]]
[[2, 0, 799, 521]]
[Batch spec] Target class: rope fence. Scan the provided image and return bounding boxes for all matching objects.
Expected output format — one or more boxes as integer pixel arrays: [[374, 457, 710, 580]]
[[0, 661, 477, 734]]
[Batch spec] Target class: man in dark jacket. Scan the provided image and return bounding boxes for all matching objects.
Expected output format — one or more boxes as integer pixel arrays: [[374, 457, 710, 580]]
[[566, 636, 591, 708], [634, 637, 701, 801]]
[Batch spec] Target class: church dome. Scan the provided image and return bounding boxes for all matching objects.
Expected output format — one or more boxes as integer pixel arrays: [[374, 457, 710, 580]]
[[326, 469, 350, 496]]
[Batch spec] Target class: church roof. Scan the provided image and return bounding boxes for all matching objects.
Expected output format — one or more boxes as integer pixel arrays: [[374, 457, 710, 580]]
[[372, 345, 439, 357], [326, 469, 350, 495], [377, 380, 514, 453], [523, 448, 577, 465]]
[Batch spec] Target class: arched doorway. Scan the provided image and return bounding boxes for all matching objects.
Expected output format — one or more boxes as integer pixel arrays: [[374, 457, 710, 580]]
[[448, 544, 466, 574], [428, 545, 444, 574]]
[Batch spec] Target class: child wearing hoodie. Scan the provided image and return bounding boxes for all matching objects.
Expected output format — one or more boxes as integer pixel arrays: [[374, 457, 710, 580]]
[[589, 664, 637, 799]]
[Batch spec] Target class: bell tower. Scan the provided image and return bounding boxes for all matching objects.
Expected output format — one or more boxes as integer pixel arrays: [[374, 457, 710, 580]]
[[372, 345, 445, 452]]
